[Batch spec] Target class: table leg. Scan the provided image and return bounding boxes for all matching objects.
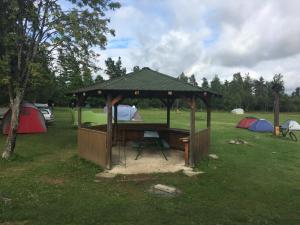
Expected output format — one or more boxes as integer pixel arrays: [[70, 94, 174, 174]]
[[135, 142, 143, 160], [157, 139, 168, 161]]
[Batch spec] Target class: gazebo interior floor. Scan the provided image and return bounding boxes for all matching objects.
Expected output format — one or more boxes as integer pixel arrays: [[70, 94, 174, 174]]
[[109, 143, 189, 175]]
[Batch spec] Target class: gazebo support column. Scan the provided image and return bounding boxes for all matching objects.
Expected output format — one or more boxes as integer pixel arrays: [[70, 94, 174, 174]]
[[113, 104, 118, 144], [166, 99, 171, 128], [189, 95, 196, 167], [160, 98, 174, 128], [77, 95, 85, 128], [106, 95, 113, 169], [77, 106, 82, 128], [206, 95, 211, 128]]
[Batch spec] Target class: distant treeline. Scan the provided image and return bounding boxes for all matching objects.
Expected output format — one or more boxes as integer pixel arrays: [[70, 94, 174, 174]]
[[177, 72, 300, 112], [0, 56, 299, 112]]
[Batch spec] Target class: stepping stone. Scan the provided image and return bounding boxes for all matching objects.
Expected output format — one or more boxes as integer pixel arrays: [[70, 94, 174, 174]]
[[229, 140, 236, 144], [209, 154, 219, 159], [149, 184, 182, 197], [153, 184, 177, 194], [183, 170, 205, 177], [95, 172, 116, 179]]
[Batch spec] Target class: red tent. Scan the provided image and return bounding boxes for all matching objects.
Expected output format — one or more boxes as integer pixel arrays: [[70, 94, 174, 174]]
[[236, 117, 258, 129], [2, 103, 47, 134]]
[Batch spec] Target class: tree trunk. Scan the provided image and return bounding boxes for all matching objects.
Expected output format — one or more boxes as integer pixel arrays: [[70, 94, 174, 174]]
[[2, 96, 22, 159]]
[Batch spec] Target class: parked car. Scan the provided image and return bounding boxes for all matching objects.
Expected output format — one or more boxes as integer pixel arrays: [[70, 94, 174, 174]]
[[34, 103, 55, 123]]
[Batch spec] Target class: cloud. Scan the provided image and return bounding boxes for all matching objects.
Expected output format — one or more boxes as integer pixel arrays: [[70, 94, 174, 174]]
[[95, 0, 300, 93]]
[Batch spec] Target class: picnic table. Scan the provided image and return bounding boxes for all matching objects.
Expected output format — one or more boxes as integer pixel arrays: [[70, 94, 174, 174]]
[[117, 127, 169, 160], [135, 130, 168, 160]]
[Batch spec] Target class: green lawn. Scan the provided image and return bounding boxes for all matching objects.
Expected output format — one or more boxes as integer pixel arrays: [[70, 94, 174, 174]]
[[0, 108, 300, 225]]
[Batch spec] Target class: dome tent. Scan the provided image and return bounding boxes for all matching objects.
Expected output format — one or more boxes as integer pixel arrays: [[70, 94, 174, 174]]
[[281, 120, 300, 131], [2, 102, 47, 134], [103, 105, 142, 121], [231, 108, 244, 114], [248, 119, 274, 132], [236, 117, 258, 129]]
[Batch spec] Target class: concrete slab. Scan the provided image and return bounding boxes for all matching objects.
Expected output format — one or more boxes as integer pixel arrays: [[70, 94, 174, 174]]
[[95, 172, 117, 179], [107, 146, 189, 175]]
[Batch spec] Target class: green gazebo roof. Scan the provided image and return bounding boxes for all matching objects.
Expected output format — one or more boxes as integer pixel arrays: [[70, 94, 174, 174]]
[[72, 67, 220, 97]]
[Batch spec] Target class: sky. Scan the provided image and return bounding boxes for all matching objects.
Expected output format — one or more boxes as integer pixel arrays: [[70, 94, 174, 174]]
[[61, 0, 300, 93]]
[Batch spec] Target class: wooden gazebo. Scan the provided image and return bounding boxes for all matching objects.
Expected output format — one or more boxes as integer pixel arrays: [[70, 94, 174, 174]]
[[72, 67, 220, 169]]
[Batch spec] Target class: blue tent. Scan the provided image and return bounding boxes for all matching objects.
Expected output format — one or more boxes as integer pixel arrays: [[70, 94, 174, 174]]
[[248, 119, 274, 132]]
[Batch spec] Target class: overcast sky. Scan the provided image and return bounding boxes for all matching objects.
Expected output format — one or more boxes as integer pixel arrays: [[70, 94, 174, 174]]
[[62, 0, 300, 93]]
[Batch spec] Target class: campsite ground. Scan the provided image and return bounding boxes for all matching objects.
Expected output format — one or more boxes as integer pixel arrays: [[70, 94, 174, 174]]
[[0, 108, 299, 225]]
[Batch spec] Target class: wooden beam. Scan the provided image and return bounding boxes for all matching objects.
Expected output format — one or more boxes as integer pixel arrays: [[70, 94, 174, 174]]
[[77, 106, 82, 128], [166, 98, 171, 128], [77, 95, 85, 128], [206, 95, 211, 128], [189, 95, 196, 167], [112, 95, 123, 106], [106, 95, 113, 169], [113, 104, 118, 123], [113, 104, 118, 144]]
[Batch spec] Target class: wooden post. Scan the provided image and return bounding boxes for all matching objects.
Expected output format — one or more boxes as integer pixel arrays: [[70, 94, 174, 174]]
[[180, 137, 190, 166], [77, 106, 82, 128], [206, 95, 211, 128], [166, 99, 171, 128], [113, 104, 118, 144], [106, 95, 113, 169], [274, 92, 280, 136], [77, 95, 84, 128], [189, 95, 196, 167]]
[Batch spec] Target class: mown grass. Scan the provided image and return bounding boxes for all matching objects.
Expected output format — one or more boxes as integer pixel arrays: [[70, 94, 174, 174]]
[[0, 108, 300, 225]]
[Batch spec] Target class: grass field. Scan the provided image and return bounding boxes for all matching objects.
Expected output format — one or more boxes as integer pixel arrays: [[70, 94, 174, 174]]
[[0, 108, 300, 225]]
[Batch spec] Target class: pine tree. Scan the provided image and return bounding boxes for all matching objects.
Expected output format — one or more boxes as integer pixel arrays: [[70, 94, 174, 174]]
[[105, 57, 126, 79]]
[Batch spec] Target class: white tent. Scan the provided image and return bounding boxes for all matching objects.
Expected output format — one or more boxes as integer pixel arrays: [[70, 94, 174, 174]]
[[281, 120, 300, 131], [103, 105, 142, 121], [231, 108, 244, 115]]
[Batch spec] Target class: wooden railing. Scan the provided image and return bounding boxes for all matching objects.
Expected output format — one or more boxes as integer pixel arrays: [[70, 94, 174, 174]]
[[194, 128, 210, 164], [77, 124, 210, 168], [78, 127, 107, 168], [180, 128, 211, 166]]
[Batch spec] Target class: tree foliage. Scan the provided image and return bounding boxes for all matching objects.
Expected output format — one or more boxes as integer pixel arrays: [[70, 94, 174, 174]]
[[105, 56, 126, 79]]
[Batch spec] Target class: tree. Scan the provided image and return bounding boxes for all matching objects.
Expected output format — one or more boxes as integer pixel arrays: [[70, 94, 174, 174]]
[[133, 66, 140, 72], [0, 0, 121, 159], [292, 87, 300, 97], [178, 72, 188, 83], [175, 72, 189, 109], [25, 50, 56, 103], [271, 73, 285, 94], [189, 74, 198, 86], [210, 75, 223, 109], [201, 77, 209, 89], [271, 74, 284, 133], [105, 57, 126, 79], [229, 73, 243, 108], [242, 74, 254, 111], [95, 75, 104, 83]]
